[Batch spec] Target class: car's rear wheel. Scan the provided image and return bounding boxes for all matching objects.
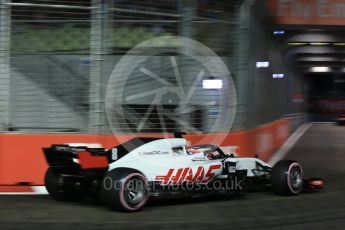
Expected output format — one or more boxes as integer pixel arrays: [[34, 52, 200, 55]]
[[45, 168, 82, 201], [100, 168, 149, 212], [271, 160, 304, 195]]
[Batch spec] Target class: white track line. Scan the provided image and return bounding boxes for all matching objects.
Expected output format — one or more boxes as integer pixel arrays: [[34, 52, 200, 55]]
[[312, 122, 334, 124], [267, 123, 312, 166], [0, 186, 48, 195], [32, 186, 48, 194]]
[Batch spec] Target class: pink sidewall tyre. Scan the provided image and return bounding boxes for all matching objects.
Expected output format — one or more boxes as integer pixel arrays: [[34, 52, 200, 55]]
[[271, 160, 304, 195], [101, 168, 149, 212]]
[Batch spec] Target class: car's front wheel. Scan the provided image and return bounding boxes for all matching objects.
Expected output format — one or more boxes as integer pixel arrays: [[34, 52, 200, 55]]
[[100, 168, 149, 212], [271, 160, 304, 195]]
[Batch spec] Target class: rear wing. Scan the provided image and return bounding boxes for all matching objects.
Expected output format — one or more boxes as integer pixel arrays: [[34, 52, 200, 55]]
[[43, 145, 109, 172]]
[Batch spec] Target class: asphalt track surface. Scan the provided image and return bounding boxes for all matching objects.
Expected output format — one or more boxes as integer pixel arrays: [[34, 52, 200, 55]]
[[1, 123, 345, 230]]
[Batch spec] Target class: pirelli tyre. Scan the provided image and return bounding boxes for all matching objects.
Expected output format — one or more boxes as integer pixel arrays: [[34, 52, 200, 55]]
[[45, 168, 82, 201], [271, 160, 304, 195], [101, 168, 149, 212]]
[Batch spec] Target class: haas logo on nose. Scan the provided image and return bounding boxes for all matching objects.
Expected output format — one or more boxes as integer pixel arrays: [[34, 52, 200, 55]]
[[155, 165, 221, 185]]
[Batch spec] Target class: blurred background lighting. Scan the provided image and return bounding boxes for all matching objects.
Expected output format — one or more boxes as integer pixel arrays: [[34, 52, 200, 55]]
[[202, 79, 223, 89], [310, 67, 331, 72], [272, 74, 284, 79], [256, 61, 270, 68], [333, 43, 345, 46], [288, 42, 308, 46], [309, 42, 330, 46], [273, 30, 285, 35]]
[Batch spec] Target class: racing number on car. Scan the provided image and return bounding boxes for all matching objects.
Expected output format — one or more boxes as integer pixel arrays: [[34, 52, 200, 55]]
[[155, 165, 221, 185]]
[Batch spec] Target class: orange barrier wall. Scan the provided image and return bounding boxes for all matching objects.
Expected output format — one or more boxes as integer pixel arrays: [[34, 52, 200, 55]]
[[0, 118, 290, 185]]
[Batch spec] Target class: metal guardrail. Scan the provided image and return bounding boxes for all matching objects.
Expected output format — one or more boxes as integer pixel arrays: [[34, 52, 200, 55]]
[[109, 7, 181, 18], [5, 2, 95, 10]]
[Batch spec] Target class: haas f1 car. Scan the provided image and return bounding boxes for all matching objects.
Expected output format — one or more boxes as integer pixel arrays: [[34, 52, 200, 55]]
[[43, 136, 323, 212]]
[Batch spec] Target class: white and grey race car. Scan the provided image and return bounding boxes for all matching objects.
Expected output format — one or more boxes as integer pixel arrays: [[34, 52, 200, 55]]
[[43, 134, 323, 212]]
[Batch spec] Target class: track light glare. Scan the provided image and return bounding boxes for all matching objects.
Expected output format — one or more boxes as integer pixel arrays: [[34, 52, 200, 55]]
[[273, 74, 284, 79], [273, 30, 285, 35], [202, 79, 223, 89], [310, 67, 331, 72], [310, 42, 330, 46], [288, 42, 308, 46], [256, 61, 270, 68]]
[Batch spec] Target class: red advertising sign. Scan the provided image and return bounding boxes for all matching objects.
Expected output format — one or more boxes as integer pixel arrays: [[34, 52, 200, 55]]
[[316, 99, 345, 113], [268, 0, 345, 26]]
